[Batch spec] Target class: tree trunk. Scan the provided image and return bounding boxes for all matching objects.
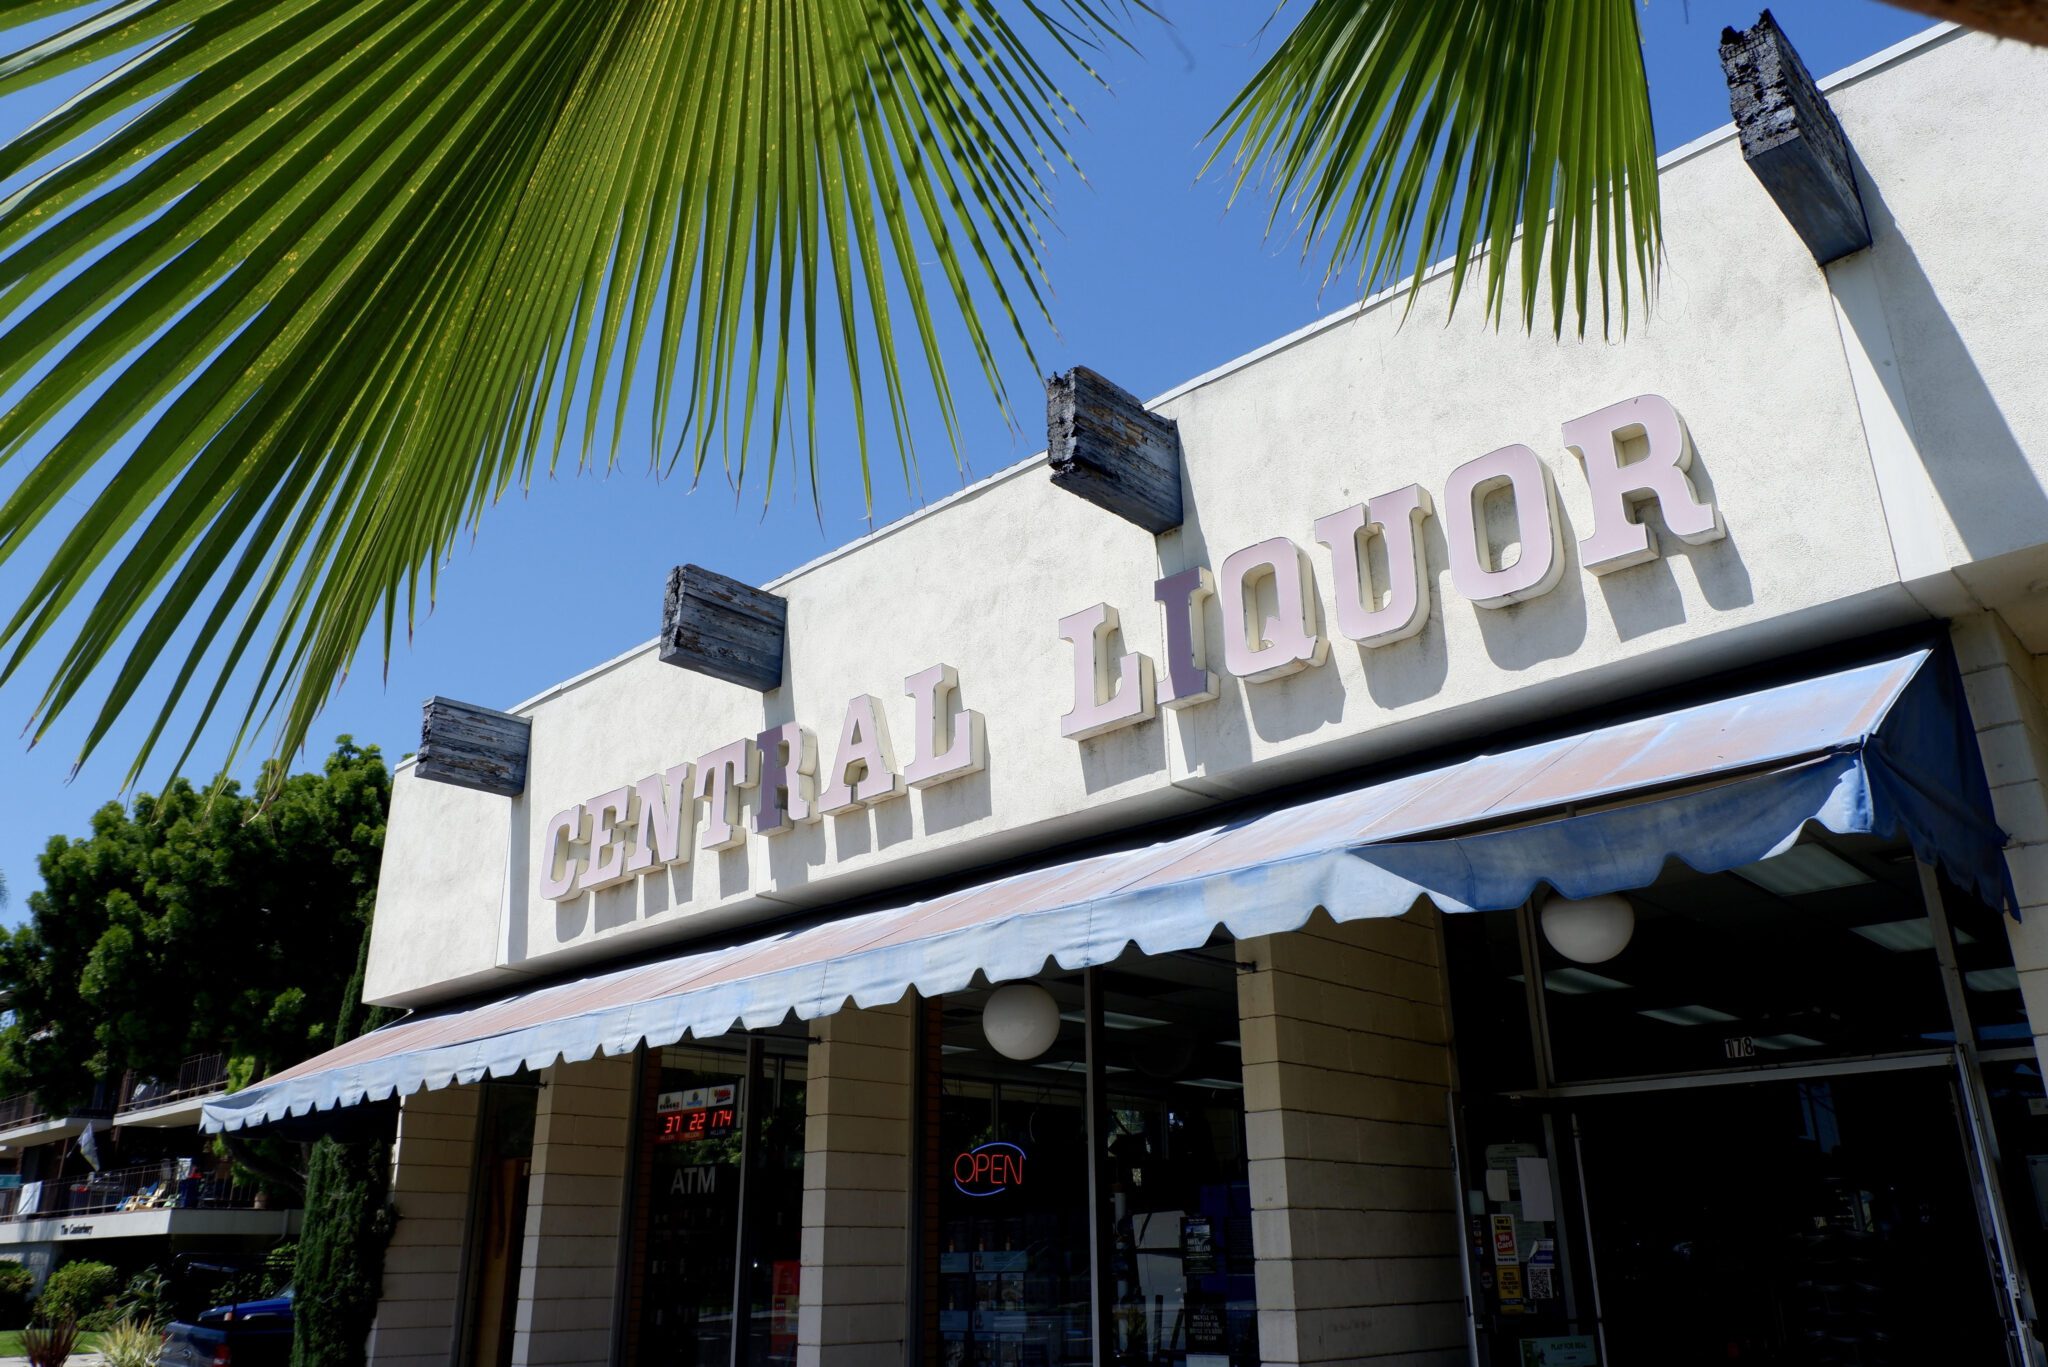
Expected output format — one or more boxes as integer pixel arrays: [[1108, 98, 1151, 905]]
[[1881, 0, 2048, 44], [290, 920, 397, 1367]]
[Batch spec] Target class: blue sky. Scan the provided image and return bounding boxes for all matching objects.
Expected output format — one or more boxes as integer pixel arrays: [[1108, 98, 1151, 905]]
[[0, 2, 1938, 918]]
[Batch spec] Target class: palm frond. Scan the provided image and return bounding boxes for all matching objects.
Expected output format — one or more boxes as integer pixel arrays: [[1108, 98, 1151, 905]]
[[0, 0, 1130, 786], [1209, 0, 1659, 337]]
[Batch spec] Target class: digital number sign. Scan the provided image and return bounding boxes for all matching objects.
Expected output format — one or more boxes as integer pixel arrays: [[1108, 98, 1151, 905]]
[[656, 1106, 736, 1145]]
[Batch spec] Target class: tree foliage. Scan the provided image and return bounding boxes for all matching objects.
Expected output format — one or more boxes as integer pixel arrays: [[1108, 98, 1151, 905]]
[[291, 881, 396, 1367], [0, 738, 390, 1110], [1210, 0, 1658, 337], [0, 0, 1661, 800], [0, 0, 1131, 792]]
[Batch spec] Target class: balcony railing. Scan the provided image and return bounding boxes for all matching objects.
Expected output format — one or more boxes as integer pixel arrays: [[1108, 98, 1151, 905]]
[[0, 1160, 260, 1222], [115, 1054, 229, 1116], [0, 1092, 46, 1131]]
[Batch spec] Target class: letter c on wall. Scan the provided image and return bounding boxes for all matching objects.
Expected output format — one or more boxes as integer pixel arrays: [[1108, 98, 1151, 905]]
[[539, 805, 586, 901]]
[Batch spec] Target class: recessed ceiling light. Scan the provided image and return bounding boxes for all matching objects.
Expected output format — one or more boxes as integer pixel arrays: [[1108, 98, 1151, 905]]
[[1058, 1009, 1169, 1031], [1032, 1060, 1130, 1074], [1543, 968, 1632, 995], [1850, 919, 1976, 952], [1751, 1033, 1825, 1051], [1734, 845, 1874, 896], [941, 1044, 976, 1055], [1174, 1077, 1245, 1090], [1965, 966, 2021, 993], [1220, 1039, 1242, 1050], [1637, 1004, 1740, 1027]]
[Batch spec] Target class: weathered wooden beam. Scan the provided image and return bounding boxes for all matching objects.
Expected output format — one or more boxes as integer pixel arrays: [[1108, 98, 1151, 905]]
[[660, 564, 787, 691], [1046, 367, 1184, 534], [416, 696, 531, 797], [1719, 11, 1871, 266]]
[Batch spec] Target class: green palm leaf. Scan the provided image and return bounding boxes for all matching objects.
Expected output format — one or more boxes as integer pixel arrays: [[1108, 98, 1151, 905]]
[[0, 0, 1130, 786], [1209, 0, 1659, 337]]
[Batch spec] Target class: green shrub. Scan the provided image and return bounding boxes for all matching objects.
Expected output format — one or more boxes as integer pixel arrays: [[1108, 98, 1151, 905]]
[[262, 1241, 297, 1297], [0, 1260, 35, 1324], [112, 1269, 171, 1329], [99, 1317, 164, 1367], [35, 1260, 117, 1326]]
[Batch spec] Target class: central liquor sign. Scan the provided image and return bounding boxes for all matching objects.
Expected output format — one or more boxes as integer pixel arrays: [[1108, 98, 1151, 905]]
[[536, 393, 1717, 904]]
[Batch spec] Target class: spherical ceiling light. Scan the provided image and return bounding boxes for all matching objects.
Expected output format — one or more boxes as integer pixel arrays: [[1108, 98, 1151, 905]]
[[982, 983, 1062, 1061], [1540, 893, 1636, 965]]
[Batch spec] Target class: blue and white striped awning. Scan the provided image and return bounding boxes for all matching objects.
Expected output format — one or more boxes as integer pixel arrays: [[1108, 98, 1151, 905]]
[[204, 645, 2011, 1132]]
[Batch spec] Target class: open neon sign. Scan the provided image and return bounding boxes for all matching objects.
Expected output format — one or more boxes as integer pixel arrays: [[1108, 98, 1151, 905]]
[[952, 1141, 1026, 1197]]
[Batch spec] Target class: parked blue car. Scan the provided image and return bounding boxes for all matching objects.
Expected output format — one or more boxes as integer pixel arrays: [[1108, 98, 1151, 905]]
[[160, 1288, 293, 1367]]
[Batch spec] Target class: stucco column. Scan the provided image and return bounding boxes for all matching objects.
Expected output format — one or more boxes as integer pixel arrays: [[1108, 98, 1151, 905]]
[[798, 998, 915, 1367], [509, 1054, 635, 1367], [1235, 907, 1464, 1365], [1954, 612, 2048, 1071], [366, 1085, 481, 1367]]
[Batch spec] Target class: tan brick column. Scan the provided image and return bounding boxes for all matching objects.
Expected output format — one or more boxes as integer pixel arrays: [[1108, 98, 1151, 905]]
[[1236, 907, 1464, 1366], [510, 1054, 635, 1367], [798, 998, 915, 1367], [1954, 612, 2048, 1071], [366, 1085, 480, 1367]]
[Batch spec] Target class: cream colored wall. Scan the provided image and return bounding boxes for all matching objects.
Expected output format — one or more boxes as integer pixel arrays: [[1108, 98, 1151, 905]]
[[1824, 34, 2048, 589], [510, 1055, 635, 1367], [798, 999, 916, 1367], [1236, 909, 1461, 1365], [366, 1086, 480, 1367], [1957, 613, 2048, 1078], [366, 27, 2048, 1008]]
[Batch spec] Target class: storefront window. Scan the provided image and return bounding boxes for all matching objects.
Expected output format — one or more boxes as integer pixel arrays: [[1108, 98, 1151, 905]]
[[935, 977, 1095, 1366], [626, 1034, 807, 1367], [1525, 838, 2017, 1083], [1444, 835, 2036, 1362], [926, 944, 1253, 1367]]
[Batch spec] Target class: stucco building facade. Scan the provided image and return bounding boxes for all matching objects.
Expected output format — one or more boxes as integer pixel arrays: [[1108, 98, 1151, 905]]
[[209, 22, 2048, 1367]]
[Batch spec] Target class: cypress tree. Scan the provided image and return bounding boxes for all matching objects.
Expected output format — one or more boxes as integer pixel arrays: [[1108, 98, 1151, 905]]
[[291, 917, 397, 1367]]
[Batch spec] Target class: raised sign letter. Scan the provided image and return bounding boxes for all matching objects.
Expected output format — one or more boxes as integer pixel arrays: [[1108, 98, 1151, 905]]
[[1314, 484, 1435, 647], [1563, 394, 1723, 573], [581, 787, 634, 889], [539, 805, 586, 901], [1219, 537, 1327, 681], [755, 724, 817, 835], [1057, 604, 1155, 740], [821, 695, 902, 813], [627, 764, 695, 872], [1153, 567, 1218, 708], [695, 740, 761, 851], [1444, 445, 1565, 608], [903, 664, 985, 788]]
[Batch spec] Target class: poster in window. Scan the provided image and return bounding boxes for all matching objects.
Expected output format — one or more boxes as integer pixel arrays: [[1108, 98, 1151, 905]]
[[1185, 1295, 1227, 1353], [1182, 1215, 1219, 1275]]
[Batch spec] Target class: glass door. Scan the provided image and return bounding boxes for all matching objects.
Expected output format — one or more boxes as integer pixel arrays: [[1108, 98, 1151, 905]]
[[1455, 1097, 1599, 1367], [1573, 1069, 2008, 1364]]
